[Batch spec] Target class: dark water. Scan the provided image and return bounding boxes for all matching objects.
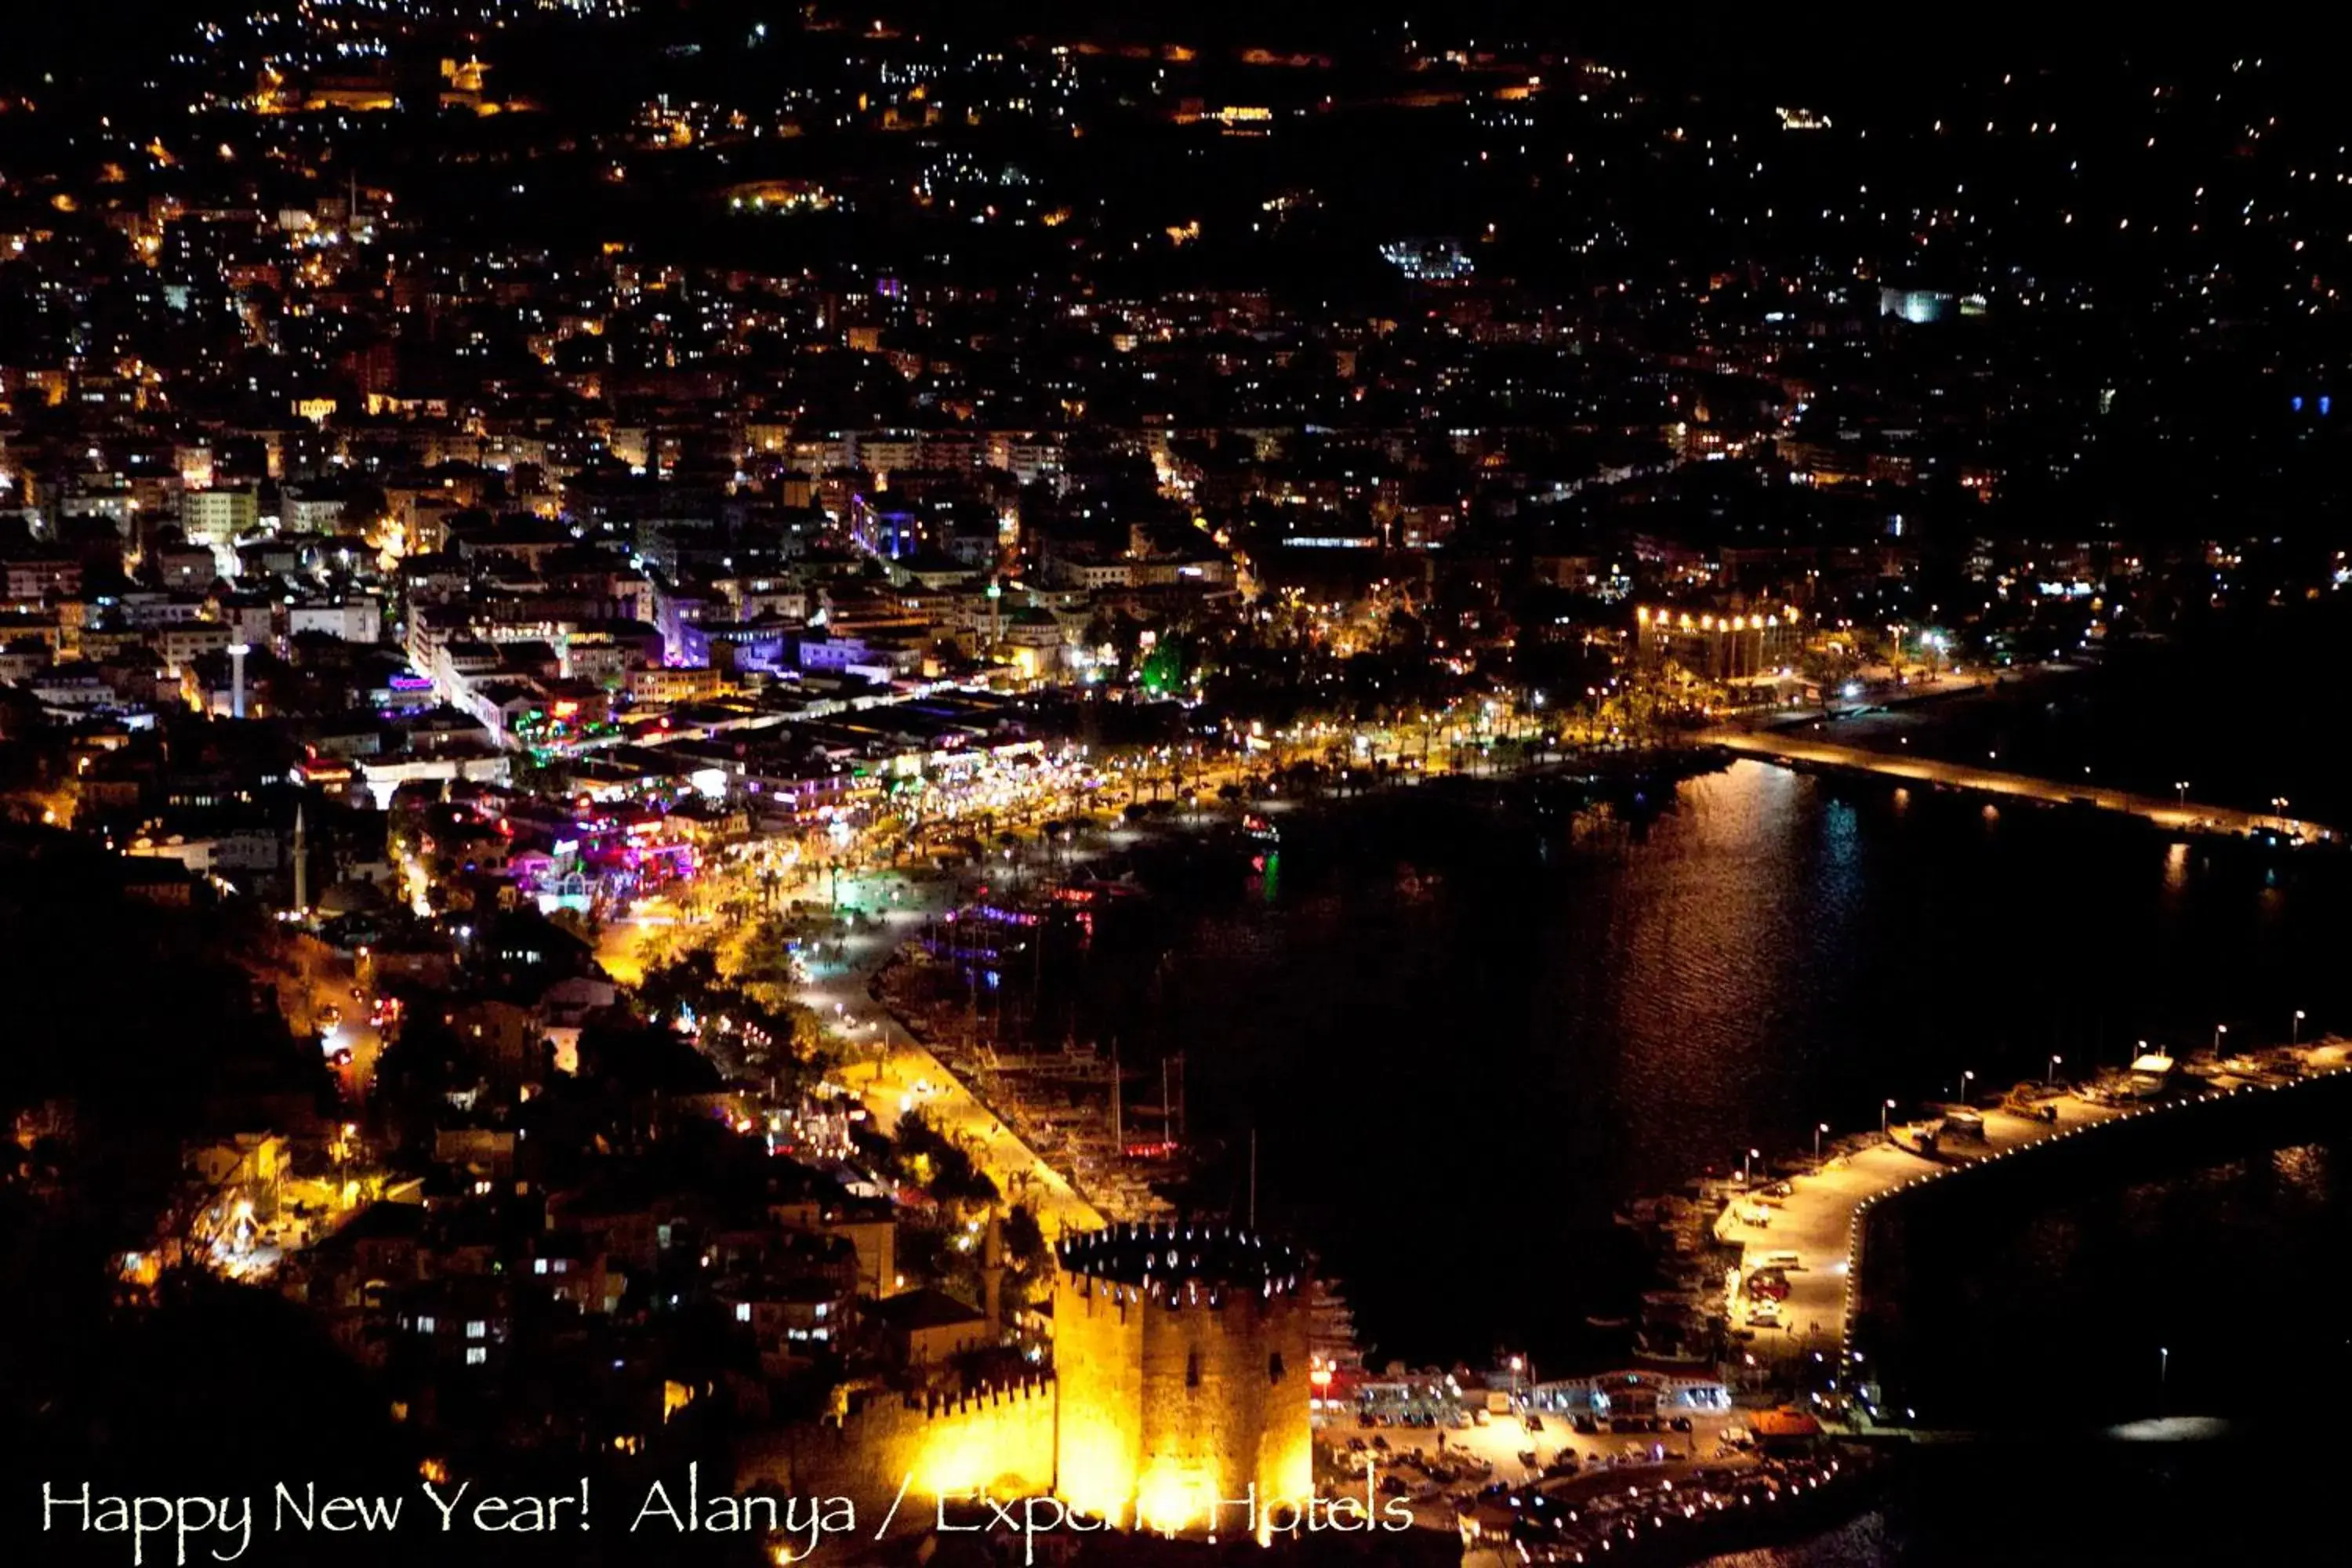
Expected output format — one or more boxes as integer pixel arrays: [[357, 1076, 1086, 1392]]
[[1864, 1133, 2352, 1427], [1069, 760, 2352, 1370], [1044, 755, 2352, 1564], [1697, 1431, 2352, 1568], [1744, 1128, 2352, 1566]]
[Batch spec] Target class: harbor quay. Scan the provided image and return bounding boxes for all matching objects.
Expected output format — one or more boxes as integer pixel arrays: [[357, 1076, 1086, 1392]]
[[1707, 728, 2339, 846], [794, 869, 1111, 1242], [1704, 1039, 2352, 1428]]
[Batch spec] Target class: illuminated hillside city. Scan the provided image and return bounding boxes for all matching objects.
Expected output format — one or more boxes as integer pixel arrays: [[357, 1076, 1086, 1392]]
[[6, 5, 2352, 1566]]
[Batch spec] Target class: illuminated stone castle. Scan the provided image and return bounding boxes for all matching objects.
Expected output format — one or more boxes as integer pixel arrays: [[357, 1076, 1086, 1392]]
[[750, 1225, 1312, 1541], [1052, 1224, 1313, 1537]]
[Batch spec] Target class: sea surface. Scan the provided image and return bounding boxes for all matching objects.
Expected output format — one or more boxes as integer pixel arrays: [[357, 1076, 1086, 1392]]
[[1692, 1421, 2350, 1568], [1069, 759, 2352, 1368], [1036, 742, 2352, 1564]]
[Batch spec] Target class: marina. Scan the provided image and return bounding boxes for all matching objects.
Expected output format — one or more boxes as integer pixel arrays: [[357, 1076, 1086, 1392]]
[[1620, 1036, 2352, 1431]]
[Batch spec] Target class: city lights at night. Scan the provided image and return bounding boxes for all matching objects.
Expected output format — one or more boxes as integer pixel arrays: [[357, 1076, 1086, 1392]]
[[3, 6, 2350, 1567]]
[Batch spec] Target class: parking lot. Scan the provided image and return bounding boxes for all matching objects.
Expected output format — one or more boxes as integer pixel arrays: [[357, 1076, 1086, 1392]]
[[1316, 1401, 1757, 1526]]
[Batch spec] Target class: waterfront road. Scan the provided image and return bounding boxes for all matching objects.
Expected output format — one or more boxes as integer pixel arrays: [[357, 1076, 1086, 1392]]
[[1714, 1098, 2116, 1367], [1702, 727, 2336, 841], [797, 870, 1108, 1243], [599, 864, 1106, 1243], [1711, 1041, 2352, 1377]]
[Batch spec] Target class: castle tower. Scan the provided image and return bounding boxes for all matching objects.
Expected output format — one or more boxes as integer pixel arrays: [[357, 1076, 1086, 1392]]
[[1051, 1225, 1312, 1541]]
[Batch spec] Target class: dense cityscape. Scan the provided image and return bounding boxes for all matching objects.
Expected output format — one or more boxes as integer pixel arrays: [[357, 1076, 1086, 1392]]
[[5, 5, 2351, 1566]]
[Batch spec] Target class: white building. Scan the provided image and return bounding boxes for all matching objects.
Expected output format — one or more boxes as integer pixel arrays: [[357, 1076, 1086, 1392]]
[[289, 596, 382, 644]]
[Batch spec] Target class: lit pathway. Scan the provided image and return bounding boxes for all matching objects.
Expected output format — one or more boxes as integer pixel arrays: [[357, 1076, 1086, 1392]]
[[1701, 728, 2336, 842], [796, 873, 1107, 1243], [1711, 1040, 2352, 1373]]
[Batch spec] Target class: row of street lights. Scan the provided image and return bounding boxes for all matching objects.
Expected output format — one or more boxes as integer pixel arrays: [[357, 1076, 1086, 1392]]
[[1820, 1008, 2315, 1161], [1947, 1056, 2060, 1097]]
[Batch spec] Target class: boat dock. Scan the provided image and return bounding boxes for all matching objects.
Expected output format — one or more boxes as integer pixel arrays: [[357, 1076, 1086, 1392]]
[[1691, 1040, 2352, 1390], [1704, 728, 2338, 844]]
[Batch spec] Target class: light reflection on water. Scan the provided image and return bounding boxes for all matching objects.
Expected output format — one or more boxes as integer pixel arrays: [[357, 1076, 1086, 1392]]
[[1109, 760, 2352, 1369]]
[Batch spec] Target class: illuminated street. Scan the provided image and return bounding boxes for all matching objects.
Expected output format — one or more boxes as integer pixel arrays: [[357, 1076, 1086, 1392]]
[[797, 871, 1109, 1241], [1708, 728, 2337, 844], [1707, 1039, 2352, 1416], [12, 10, 2352, 1566]]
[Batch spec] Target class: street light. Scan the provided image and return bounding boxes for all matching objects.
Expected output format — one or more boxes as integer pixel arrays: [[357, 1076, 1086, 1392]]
[[2212, 1024, 2227, 1056], [1881, 1098, 1896, 1138], [2159, 1346, 2169, 1387], [1744, 1147, 1759, 1187], [2174, 780, 2190, 806], [2046, 1053, 2062, 1087], [1959, 1069, 1974, 1105], [1814, 1122, 1829, 1164], [2293, 1010, 2307, 1047]]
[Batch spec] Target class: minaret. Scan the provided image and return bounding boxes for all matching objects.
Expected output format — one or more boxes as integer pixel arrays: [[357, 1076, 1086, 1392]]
[[981, 1214, 1005, 1341], [227, 642, 250, 719], [291, 803, 309, 913]]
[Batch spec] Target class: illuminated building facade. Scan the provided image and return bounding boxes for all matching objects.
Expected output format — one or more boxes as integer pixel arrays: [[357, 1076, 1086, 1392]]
[[741, 1225, 1312, 1540], [1635, 605, 1802, 680]]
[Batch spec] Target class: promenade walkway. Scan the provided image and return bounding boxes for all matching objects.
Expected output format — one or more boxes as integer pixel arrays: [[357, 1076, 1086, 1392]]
[[1710, 1041, 2352, 1374], [799, 875, 1108, 1242], [1702, 728, 2336, 842]]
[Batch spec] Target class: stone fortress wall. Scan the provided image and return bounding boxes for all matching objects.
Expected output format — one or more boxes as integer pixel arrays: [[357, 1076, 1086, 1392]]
[[742, 1374, 1057, 1512], [740, 1224, 1312, 1541]]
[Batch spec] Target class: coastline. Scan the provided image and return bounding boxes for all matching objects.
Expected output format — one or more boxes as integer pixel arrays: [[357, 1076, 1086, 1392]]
[[1685, 1039, 2352, 1430]]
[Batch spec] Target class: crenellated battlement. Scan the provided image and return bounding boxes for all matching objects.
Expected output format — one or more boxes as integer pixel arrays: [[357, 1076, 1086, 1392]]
[[750, 1370, 1058, 1513], [1058, 1221, 1309, 1301], [884, 1370, 1054, 1425], [1051, 1224, 1314, 1537]]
